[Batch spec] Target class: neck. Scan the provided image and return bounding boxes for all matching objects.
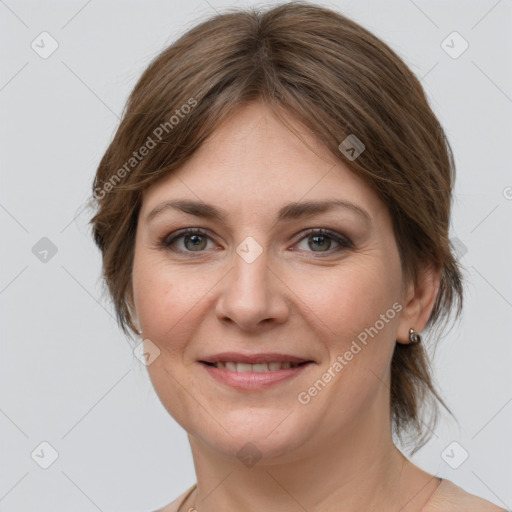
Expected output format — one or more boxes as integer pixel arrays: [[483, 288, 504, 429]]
[[185, 404, 438, 512]]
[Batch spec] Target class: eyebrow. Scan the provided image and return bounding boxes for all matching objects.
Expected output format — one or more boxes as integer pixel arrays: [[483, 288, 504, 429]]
[[145, 199, 371, 224]]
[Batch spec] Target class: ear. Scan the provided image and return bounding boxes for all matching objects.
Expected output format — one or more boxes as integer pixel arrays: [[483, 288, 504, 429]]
[[396, 263, 441, 345]]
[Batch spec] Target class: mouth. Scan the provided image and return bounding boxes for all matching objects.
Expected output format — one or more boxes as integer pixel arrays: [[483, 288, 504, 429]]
[[201, 360, 311, 372], [198, 353, 316, 390], [199, 352, 315, 370]]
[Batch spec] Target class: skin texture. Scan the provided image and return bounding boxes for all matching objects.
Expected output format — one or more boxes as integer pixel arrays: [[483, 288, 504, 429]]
[[131, 101, 442, 512]]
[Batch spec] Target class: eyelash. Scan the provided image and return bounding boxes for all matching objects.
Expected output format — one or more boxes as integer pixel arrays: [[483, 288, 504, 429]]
[[161, 228, 353, 257]]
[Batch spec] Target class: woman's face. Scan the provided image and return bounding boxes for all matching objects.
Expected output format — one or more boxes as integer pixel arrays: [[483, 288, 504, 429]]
[[132, 101, 413, 462]]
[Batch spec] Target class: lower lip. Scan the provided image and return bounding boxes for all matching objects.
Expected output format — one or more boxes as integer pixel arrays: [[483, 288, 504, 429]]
[[200, 362, 313, 390]]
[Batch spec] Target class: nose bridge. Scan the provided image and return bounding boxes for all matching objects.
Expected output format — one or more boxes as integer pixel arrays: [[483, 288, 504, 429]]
[[216, 234, 288, 329], [233, 235, 269, 295]]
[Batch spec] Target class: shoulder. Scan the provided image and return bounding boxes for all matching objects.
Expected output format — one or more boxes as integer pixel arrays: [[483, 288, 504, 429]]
[[152, 483, 196, 512], [423, 478, 508, 512]]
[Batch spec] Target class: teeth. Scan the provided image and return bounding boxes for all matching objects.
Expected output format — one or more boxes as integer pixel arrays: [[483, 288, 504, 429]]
[[211, 361, 303, 372], [237, 363, 253, 372]]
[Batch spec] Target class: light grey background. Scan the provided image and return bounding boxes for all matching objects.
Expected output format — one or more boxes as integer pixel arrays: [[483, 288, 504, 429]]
[[1, 0, 511, 510]]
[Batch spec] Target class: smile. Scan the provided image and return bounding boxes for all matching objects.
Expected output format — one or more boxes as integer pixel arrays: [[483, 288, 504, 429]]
[[200, 360, 314, 390], [204, 361, 306, 371]]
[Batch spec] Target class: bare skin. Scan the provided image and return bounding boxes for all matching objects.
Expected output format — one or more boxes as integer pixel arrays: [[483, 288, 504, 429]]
[[131, 100, 443, 512]]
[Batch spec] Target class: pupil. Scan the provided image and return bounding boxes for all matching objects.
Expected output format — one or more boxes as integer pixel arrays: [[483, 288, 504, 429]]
[[310, 235, 330, 251], [186, 234, 205, 251]]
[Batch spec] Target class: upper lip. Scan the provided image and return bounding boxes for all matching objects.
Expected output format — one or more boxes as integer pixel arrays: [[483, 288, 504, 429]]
[[200, 352, 314, 364]]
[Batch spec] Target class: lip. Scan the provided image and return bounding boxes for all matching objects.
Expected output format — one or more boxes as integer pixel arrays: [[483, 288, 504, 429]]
[[199, 360, 315, 390], [199, 352, 313, 365]]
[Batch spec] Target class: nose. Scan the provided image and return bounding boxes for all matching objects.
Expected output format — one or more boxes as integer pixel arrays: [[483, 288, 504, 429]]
[[215, 242, 290, 332]]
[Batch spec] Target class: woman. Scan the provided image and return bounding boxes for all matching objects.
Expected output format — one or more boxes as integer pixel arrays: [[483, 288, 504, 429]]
[[90, 2, 507, 511]]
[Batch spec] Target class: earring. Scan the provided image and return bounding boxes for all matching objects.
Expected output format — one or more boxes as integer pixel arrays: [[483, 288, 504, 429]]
[[409, 328, 422, 344]]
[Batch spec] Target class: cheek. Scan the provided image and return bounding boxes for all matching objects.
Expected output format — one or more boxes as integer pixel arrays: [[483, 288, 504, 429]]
[[293, 263, 402, 427], [298, 258, 402, 341], [132, 245, 207, 334], [301, 255, 403, 396], [132, 253, 208, 426], [133, 259, 172, 336]]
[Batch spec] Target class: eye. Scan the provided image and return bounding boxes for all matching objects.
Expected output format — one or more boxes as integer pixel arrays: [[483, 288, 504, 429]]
[[162, 228, 215, 254], [294, 228, 353, 255], [161, 227, 353, 256]]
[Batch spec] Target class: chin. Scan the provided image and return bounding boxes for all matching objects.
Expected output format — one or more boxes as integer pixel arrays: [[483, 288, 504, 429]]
[[188, 411, 316, 465]]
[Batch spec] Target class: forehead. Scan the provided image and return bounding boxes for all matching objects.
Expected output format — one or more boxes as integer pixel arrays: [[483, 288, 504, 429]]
[[140, 102, 384, 219]]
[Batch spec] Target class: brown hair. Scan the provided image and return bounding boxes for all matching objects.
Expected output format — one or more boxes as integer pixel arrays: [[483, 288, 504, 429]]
[[90, 0, 463, 453]]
